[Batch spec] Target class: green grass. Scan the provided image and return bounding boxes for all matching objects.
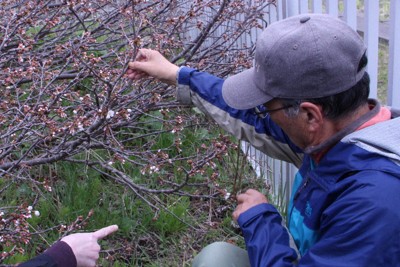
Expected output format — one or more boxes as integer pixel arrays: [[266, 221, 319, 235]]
[[1, 117, 263, 266]]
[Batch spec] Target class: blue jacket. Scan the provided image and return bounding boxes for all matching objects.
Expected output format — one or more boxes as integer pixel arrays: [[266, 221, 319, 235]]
[[177, 67, 400, 266]]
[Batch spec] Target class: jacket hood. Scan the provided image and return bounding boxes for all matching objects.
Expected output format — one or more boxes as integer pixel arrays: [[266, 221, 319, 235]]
[[313, 106, 400, 186], [342, 110, 400, 166]]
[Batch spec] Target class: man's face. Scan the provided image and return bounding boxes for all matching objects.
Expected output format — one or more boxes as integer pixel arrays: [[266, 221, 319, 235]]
[[264, 100, 311, 150]]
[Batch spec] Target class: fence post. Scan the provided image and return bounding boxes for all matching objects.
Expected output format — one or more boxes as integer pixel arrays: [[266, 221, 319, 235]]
[[388, 0, 400, 108], [364, 0, 380, 99], [299, 0, 308, 14], [287, 0, 299, 17], [326, 0, 339, 17], [276, 0, 285, 21], [312, 0, 323, 13], [343, 0, 358, 30]]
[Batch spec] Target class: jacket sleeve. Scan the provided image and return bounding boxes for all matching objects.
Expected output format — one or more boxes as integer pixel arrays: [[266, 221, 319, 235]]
[[177, 67, 303, 167], [18, 241, 77, 267], [238, 204, 299, 267], [238, 171, 400, 267]]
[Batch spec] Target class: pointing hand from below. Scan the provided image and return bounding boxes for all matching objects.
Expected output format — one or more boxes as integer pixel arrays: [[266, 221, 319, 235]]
[[61, 224, 118, 267]]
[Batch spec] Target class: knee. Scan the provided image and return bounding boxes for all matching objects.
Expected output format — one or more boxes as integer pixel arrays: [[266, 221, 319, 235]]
[[192, 242, 229, 267], [192, 242, 249, 267]]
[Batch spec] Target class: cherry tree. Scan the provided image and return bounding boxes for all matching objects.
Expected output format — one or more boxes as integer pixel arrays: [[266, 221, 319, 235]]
[[0, 0, 272, 261]]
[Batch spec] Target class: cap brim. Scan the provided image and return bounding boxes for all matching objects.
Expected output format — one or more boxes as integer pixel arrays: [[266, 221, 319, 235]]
[[222, 68, 273, 110]]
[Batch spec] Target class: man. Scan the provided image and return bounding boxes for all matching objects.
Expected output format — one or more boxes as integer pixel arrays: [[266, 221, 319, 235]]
[[126, 14, 400, 266], [18, 224, 118, 267]]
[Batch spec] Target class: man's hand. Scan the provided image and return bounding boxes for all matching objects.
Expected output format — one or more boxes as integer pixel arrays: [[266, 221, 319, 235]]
[[61, 224, 118, 267], [126, 49, 179, 85], [233, 189, 268, 221]]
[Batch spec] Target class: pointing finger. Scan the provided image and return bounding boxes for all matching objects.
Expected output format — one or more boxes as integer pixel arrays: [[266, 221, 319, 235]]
[[93, 224, 118, 240]]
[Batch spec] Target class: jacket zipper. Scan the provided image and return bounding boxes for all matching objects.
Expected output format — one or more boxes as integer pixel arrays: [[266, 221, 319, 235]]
[[288, 176, 310, 225]]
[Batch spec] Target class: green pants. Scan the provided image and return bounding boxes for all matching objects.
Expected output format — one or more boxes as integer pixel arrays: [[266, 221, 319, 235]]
[[192, 242, 250, 267]]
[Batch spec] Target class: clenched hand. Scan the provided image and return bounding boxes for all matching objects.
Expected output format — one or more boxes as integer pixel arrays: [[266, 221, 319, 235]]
[[126, 49, 179, 85], [233, 189, 268, 221]]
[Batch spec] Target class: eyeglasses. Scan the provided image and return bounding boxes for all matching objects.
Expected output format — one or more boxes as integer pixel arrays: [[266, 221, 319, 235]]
[[253, 104, 294, 118]]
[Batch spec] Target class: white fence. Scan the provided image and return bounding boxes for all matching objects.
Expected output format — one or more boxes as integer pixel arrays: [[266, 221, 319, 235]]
[[183, 0, 399, 209], [239, 0, 400, 209]]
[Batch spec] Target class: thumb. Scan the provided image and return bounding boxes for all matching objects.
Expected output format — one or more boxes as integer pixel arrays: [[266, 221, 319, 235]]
[[93, 224, 118, 240]]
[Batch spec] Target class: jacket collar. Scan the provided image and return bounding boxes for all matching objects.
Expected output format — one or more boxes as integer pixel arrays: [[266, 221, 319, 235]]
[[304, 99, 381, 158]]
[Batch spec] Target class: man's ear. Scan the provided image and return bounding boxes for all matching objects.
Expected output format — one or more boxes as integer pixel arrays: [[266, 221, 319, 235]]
[[299, 102, 324, 131]]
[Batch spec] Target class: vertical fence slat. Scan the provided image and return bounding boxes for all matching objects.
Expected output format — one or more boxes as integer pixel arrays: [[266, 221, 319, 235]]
[[287, 0, 300, 17], [268, 1, 279, 24], [364, 0, 380, 99], [312, 0, 323, 13], [326, 0, 339, 17], [286, 162, 297, 210], [344, 0, 358, 30], [388, 0, 400, 108], [276, 0, 285, 21], [273, 156, 282, 197], [280, 0, 288, 18], [299, 0, 309, 14]]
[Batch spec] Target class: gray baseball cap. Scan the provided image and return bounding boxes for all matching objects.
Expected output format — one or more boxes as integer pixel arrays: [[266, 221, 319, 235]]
[[222, 13, 367, 110]]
